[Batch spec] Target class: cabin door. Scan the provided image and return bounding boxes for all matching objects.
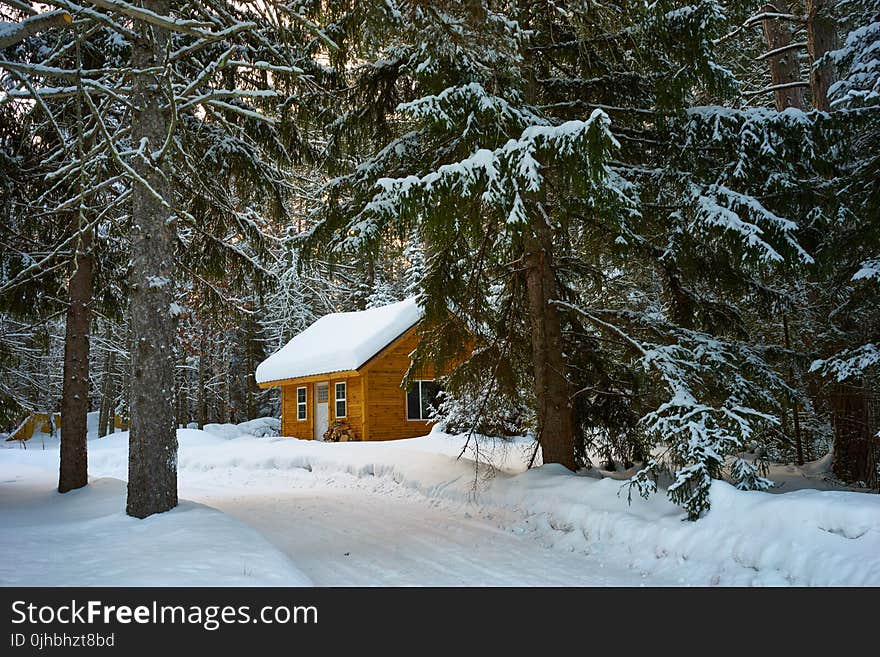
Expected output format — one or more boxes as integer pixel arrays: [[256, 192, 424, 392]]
[[314, 382, 329, 440]]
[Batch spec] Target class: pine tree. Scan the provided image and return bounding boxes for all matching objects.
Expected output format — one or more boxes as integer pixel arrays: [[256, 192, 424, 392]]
[[303, 0, 863, 518], [807, 0, 880, 486]]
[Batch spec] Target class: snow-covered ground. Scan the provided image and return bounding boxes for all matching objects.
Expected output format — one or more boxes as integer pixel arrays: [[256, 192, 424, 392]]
[[0, 415, 311, 586], [2, 417, 879, 586]]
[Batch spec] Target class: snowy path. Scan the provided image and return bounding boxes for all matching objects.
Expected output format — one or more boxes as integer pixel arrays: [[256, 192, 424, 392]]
[[184, 476, 663, 586], [6, 425, 880, 586]]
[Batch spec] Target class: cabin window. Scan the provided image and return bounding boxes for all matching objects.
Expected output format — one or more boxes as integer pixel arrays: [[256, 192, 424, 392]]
[[335, 382, 347, 418], [407, 380, 441, 421], [296, 387, 307, 421]]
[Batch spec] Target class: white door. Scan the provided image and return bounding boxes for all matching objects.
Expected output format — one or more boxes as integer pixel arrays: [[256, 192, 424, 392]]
[[314, 383, 329, 440]]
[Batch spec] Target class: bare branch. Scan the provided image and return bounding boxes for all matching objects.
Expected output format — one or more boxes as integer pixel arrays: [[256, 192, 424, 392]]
[[744, 81, 811, 97]]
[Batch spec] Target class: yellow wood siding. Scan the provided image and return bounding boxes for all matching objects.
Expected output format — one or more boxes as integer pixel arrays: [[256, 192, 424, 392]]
[[362, 326, 434, 441], [281, 383, 313, 440], [6, 412, 62, 442], [329, 375, 363, 440], [281, 376, 365, 440]]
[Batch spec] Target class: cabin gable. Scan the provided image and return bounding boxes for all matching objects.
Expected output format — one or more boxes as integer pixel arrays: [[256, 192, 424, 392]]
[[361, 324, 436, 441]]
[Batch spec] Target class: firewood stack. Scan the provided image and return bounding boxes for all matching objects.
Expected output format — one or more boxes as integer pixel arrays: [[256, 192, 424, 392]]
[[323, 420, 359, 442]]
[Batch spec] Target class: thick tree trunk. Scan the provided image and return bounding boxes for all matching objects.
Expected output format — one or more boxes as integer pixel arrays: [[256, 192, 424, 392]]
[[518, 15, 574, 470], [59, 229, 93, 493], [524, 222, 575, 471], [830, 380, 878, 487], [805, 0, 838, 111], [98, 343, 116, 438], [762, 7, 807, 463], [127, 0, 178, 518], [761, 3, 807, 111]]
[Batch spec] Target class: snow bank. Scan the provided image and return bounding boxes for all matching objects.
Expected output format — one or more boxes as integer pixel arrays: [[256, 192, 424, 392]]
[[4, 423, 878, 586], [203, 417, 281, 440], [159, 431, 880, 586], [255, 297, 423, 383], [488, 467, 880, 586], [0, 464, 311, 587]]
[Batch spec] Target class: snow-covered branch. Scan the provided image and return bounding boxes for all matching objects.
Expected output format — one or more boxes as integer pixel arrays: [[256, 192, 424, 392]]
[[0, 10, 71, 50]]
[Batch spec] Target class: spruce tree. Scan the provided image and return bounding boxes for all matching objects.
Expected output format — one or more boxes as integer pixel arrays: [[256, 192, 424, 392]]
[[305, 0, 857, 518]]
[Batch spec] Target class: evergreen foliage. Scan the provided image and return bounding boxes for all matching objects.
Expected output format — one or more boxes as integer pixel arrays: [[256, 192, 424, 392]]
[[1, 1, 877, 518]]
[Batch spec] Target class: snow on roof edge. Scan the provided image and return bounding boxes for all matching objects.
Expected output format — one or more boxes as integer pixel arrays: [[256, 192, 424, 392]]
[[257, 366, 363, 386]]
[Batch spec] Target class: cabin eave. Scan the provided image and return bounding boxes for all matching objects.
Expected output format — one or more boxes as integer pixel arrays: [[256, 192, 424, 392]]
[[258, 370, 361, 389]]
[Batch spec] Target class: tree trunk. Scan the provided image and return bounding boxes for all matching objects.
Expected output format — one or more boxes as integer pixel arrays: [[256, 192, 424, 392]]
[[354, 257, 374, 311], [805, 0, 838, 111], [177, 347, 188, 427], [762, 5, 807, 461], [118, 324, 131, 428], [830, 380, 878, 487], [523, 222, 575, 471], [98, 340, 116, 438], [197, 330, 208, 429], [761, 3, 807, 111], [59, 229, 93, 493], [216, 348, 228, 424], [782, 314, 804, 465], [246, 326, 258, 420], [518, 16, 574, 470], [126, 0, 178, 518]]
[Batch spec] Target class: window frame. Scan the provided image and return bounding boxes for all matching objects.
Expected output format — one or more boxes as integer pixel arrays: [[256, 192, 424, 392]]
[[296, 386, 307, 421], [335, 382, 347, 419], [406, 379, 438, 421]]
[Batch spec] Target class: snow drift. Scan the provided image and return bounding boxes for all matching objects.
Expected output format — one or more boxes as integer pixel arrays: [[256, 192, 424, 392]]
[[3, 424, 878, 586], [85, 429, 880, 585]]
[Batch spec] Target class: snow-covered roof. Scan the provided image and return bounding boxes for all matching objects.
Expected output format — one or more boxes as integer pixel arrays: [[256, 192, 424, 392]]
[[255, 298, 424, 384]]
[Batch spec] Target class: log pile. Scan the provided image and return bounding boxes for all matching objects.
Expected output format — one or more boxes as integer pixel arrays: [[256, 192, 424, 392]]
[[323, 420, 359, 442]]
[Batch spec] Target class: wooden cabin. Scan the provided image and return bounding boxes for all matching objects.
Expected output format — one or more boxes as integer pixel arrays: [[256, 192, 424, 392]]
[[5, 412, 61, 442], [256, 298, 443, 442], [4, 411, 126, 442]]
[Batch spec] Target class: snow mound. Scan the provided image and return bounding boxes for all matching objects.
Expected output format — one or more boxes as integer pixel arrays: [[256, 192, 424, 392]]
[[203, 417, 281, 440], [0, 467, 311, 587], [255, 297, 423, 383]]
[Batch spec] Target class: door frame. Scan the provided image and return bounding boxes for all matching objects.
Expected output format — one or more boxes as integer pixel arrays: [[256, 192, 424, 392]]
[[314, 381, 329, 440]]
